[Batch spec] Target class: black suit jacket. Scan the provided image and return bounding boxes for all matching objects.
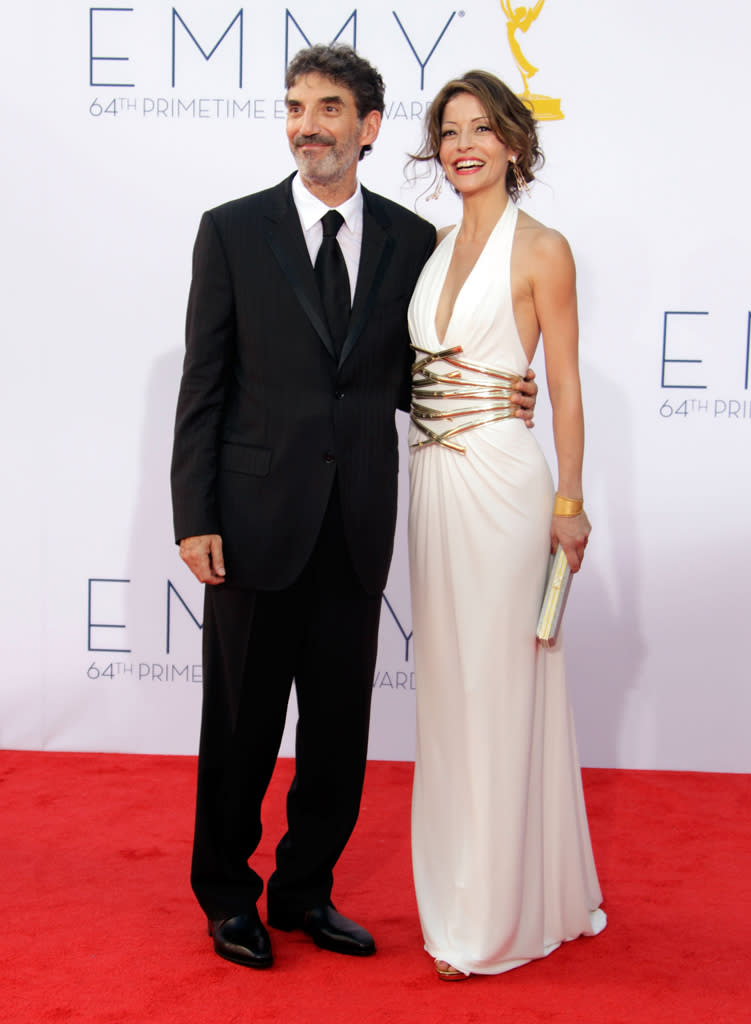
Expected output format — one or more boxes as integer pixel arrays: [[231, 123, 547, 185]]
[[171, 174, 436, 595]]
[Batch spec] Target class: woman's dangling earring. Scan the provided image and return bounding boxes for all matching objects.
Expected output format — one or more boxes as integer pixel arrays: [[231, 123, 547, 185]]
[[427, 170, 444, 201], [510, 157, 529, 197]]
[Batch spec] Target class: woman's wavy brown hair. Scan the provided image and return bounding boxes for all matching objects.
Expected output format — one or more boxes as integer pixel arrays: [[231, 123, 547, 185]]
[[412, 70, 543, 201]]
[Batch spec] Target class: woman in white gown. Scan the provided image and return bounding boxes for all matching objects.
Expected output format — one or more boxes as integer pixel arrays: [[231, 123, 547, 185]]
[[408, 71, 606, 980]]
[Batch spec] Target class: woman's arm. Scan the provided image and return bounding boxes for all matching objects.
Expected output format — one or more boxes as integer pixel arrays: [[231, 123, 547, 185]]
[[531, 229, 591, 572]]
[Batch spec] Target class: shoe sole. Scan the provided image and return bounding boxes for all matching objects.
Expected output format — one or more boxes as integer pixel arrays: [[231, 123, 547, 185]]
[[213, 946, 273, 969], [308, 933, 376, 956]]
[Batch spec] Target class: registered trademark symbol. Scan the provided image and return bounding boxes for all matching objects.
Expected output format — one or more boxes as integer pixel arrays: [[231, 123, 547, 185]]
[[458, 10, 465, 16]]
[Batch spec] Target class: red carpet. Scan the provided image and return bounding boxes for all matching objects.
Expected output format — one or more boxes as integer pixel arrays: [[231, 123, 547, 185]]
[[1, 751, 748, 1023]]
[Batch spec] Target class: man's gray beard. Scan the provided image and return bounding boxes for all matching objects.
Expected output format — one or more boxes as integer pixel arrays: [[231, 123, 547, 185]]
[[291, 139, 361, 187], [293, 149, 347, 185]]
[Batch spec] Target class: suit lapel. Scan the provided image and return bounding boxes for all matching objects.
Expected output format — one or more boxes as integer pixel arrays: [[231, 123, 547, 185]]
[[262, 176, 337, 360], [339, 187, 394, 366], [262, 177, 396, 367]]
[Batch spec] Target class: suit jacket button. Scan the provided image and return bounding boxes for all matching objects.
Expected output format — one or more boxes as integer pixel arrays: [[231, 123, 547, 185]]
[[335, 391, 344, 400], [323, 452, 335, 464]]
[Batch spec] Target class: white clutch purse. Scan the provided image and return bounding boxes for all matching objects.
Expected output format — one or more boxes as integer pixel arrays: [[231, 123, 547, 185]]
[[536, 546, 572, 648]]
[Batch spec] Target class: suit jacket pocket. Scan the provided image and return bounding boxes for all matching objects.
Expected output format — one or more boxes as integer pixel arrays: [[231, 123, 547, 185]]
[[219, 441, 272, 477]]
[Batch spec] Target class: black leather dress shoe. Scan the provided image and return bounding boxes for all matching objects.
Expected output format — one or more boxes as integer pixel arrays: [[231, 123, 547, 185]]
[[208, 910, 273, 968], [268, 903, 376, 957]]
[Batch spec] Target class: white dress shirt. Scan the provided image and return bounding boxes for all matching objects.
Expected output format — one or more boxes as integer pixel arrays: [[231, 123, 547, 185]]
[[291, 172, 363, 305]]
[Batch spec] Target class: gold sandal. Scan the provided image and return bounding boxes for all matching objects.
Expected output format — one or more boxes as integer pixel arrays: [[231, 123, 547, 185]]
[[434, 959, 468, 981]]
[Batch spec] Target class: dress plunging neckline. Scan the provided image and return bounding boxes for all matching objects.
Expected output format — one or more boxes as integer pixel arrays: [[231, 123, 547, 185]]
[[434, 200, 513, 345]]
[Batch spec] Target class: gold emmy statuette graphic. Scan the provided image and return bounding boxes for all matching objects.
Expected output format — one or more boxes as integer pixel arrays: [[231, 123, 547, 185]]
[[500, 0, 563, 121]]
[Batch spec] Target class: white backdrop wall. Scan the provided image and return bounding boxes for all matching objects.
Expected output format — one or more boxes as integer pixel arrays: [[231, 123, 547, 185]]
[[2, 1, 749, 770]]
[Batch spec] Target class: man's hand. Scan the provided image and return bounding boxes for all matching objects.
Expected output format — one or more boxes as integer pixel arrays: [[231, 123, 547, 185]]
[[513, 368, 538, 427], [179, 534, 226, 584]]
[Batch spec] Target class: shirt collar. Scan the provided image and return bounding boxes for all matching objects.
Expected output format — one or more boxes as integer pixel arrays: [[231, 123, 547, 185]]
[[292, 172, 363, 234]]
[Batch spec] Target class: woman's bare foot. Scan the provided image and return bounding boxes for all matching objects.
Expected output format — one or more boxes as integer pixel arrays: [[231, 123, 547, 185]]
[[434, 959, 468, 981]]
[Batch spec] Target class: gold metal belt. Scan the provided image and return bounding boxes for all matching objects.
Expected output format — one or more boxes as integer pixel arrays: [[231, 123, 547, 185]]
[[410, 345, 521, 453]]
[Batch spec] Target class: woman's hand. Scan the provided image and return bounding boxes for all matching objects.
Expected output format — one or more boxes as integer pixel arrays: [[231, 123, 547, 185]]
[[551, 511, 591, 573], [513, 368, 538, 427]]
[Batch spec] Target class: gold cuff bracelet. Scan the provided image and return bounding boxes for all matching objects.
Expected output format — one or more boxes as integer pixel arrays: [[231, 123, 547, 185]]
[[553, 494, 584, 517]]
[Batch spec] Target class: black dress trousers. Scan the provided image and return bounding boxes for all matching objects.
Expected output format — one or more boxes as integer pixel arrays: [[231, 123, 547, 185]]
[[190, 478, 382, 920]]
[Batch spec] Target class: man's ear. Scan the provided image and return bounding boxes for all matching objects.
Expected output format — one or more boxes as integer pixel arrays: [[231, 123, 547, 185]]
[[360, 109, 382, 149]]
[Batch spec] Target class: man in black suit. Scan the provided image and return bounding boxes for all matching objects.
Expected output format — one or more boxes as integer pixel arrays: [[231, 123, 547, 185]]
[[171, 44, 534, 969]]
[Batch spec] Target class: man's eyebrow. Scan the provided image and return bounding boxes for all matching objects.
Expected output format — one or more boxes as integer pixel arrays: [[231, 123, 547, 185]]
[[285, 94, 344, 107]]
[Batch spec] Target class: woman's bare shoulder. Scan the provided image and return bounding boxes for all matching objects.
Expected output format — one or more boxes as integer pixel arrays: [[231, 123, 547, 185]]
[[515, 210, 573, 268]]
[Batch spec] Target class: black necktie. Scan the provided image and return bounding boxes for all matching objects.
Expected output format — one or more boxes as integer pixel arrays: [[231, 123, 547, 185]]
[[315, 210, 350, 357]]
